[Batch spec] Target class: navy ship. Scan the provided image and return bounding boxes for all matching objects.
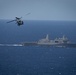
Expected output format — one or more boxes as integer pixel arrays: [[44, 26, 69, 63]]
[[21, 34, 76, 48]]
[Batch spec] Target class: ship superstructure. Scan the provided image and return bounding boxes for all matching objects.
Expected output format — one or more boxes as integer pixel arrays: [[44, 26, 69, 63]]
[[38, 34, 70, 45]]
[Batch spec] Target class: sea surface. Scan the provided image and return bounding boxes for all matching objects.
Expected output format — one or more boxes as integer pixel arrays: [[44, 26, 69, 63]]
[[0, 20, 76, 75]]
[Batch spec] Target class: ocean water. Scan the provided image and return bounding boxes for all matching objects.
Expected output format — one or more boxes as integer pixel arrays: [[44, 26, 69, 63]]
[[0, 20, 76, 75]]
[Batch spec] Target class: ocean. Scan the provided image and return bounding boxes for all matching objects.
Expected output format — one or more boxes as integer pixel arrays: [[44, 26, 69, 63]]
[[0, 20, 76, 75]]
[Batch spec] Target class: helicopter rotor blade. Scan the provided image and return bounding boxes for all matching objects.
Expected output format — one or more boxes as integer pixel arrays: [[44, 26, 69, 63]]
[[7, 20, 16, 23], [20, 17, 22, 19], [26, 13, 31, 15]]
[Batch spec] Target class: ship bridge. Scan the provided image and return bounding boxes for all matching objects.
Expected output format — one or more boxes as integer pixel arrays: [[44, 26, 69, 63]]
[[38, 34, 50, 43]]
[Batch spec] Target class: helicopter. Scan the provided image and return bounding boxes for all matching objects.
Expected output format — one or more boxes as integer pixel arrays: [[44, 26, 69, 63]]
[[7, 13, 31, 26], [7, 17, 24, 26]]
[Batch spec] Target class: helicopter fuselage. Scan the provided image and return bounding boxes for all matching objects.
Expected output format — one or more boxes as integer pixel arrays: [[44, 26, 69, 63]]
[[16, 19, 23, 26]]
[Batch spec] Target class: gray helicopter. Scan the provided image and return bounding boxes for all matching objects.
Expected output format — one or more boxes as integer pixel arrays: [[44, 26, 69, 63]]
[[7, 17, 24, 26], [7, 13, 31, 26]]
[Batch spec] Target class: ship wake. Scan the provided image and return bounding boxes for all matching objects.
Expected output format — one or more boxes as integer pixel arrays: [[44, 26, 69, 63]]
[[0, 44, 23, 47]]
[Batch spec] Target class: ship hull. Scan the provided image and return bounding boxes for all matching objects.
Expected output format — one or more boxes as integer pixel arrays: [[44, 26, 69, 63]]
[[55, 43, 76, 48], [21, 42, 76, 48]]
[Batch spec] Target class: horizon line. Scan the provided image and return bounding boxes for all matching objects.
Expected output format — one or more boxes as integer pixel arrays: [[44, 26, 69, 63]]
[[0, 19, 76, 21]]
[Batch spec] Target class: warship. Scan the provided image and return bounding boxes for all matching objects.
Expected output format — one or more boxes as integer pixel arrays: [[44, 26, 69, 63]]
[[21, 34, 76, 48]]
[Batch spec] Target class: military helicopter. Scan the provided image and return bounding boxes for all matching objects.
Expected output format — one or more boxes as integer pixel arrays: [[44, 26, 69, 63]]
[[7, 17, 24, 26]]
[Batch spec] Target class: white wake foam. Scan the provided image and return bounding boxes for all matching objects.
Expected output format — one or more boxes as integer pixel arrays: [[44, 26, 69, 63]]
[[0, 44, 23, 46]]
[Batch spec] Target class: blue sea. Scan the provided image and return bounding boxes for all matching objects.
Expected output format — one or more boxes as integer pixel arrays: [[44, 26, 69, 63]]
[[0, 20, 76, 75]]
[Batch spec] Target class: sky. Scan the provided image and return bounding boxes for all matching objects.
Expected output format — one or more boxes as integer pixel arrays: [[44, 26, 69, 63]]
[[0, 0, 76, 21]]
